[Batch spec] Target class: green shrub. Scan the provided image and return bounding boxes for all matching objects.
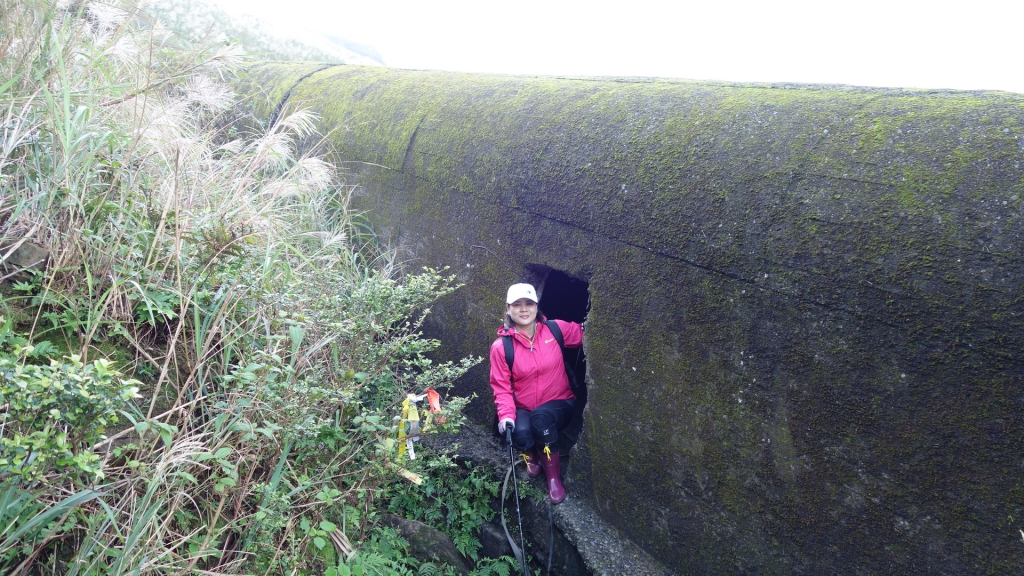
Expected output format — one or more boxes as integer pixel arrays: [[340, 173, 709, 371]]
[[0, 351, 140, 483], [385, 458, 499, 562]]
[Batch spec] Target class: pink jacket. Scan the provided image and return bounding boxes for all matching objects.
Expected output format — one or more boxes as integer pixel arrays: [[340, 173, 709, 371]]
[[489, 318, 583, 422]]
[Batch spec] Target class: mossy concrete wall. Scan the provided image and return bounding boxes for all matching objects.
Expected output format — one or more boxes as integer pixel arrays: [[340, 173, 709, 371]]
[[238, 63, 1024, 574]]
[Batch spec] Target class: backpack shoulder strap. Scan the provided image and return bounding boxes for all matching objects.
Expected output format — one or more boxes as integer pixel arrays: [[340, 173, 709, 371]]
[[501, 335, 515, 387], [544, 319, 564, 350]]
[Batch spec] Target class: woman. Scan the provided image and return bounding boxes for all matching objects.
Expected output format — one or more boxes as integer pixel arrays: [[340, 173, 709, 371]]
[[489, 283, 583, 503]]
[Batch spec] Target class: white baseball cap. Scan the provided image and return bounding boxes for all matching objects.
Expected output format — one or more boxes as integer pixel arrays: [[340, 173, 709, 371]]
[[506, 283, 538, 304]]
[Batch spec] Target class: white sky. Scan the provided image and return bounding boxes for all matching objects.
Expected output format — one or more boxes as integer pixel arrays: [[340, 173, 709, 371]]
[[211, 0, 1023, 93]]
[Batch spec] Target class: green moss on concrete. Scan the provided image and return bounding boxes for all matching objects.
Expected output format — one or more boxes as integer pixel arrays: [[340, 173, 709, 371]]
[[236, 65, 1024, 574]]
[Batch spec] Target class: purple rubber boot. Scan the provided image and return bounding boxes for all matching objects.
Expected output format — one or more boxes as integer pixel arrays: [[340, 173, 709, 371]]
[[523, 448, 542, 478], [541, 449, 566, 504]]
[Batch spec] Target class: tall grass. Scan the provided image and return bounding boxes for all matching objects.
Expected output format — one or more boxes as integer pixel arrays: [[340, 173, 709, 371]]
[[0, 1, 480, 574]]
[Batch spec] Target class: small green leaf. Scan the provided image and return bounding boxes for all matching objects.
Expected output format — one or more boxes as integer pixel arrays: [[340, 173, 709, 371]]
[[313, 536, 326, 550], [320, 520, 337, 532]]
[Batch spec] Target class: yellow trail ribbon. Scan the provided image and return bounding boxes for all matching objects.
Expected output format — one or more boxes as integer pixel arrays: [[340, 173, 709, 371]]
[[395, 390, 444, 464], [407, 401, 420, 460], [397, 398, 410, 460]]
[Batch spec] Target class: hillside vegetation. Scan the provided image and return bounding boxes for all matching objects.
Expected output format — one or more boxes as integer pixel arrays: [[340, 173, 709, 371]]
[[0, 1, 509, 574], [143, 0, 383, 65]]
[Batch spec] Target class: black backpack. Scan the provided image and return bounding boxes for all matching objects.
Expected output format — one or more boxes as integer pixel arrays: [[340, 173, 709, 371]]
[[501, 319, 581, 395]]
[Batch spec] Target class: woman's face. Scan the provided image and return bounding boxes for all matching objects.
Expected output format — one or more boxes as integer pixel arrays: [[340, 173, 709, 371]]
[[507, 298, 538, 328]]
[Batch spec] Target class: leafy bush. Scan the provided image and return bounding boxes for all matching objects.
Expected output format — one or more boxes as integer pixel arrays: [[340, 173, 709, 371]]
[[386, 459, 499, 562], [0, 350, 140, 482]]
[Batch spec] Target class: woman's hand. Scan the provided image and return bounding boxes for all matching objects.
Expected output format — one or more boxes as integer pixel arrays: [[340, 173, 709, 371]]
[[498, 418, 515, 434]]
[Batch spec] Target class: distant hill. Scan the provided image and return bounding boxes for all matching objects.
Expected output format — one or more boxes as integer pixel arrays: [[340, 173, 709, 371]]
[[144, 0, 384, 65], [320, 35, 384, 65]]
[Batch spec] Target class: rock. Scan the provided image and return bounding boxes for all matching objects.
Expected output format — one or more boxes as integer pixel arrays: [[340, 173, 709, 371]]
[[428, 422, 669, 575], [0, 240, 48, 275], [381, 513, 471, 574], [477, 521, 513, 560]]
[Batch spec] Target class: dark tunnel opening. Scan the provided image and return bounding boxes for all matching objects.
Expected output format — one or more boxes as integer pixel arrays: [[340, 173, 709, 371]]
[[527, 266, 590, 453]]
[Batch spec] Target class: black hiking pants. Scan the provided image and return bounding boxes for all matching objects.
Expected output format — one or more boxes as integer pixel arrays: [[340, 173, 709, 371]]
[[511, 399, 576, 451]]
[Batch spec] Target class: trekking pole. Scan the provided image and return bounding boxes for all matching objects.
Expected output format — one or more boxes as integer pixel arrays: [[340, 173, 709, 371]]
[[506, 425, 530, 576]]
